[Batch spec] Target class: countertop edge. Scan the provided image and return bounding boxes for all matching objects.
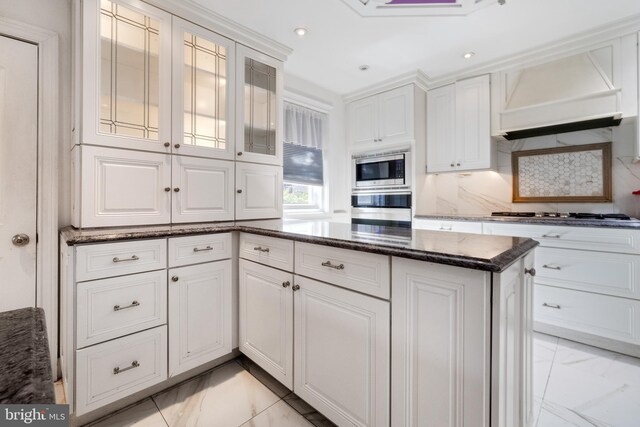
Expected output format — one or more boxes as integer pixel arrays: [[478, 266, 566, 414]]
[[414, 214, 640, 229]]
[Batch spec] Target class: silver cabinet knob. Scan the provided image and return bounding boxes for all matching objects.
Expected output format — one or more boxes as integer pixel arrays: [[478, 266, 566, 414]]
[[174, 188, 180, 192], [12, 234, 30, 247], [164, 187, 171, 192], [171, 276, 179, 282], [237, 189, 243, 194], [450, 163, 455, 167], [525, 268, 536, 276], [174, 143, 180, 149], [237, 152, 243, 156], [164, 142, 170, 147], [456, 162, 461, 167], [292, 284, 300, 291], [282, 281, 291, 288]]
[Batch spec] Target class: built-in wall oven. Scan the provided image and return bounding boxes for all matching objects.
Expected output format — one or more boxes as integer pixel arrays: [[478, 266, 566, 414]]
[[351, 191, 412, 228], [353, 151, 410, 190]]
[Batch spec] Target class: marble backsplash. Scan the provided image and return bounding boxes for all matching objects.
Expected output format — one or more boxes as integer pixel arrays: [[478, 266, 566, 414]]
[[419, 119, 640, 218]]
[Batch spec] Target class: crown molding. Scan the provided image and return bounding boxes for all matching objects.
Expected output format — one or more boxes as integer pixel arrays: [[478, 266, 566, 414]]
[[145, 0, 293, 61], [343, 69, 430, 103]]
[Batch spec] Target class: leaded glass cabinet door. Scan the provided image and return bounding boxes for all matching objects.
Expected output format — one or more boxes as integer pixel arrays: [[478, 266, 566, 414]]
[[236, 45, 284, 166], [172, 17, 235, 160], [82, 0, 172, 153]]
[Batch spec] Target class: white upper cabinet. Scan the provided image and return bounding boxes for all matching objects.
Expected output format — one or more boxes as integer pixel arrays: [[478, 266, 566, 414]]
[[347, 85, 415, 147], [426, 75, 494, 173], [235, 45, 283, 166], [171, 156, 234, 223], [82, 0, 172, 153], [235, 162, 283, 220], [172, 18, 236, 160]]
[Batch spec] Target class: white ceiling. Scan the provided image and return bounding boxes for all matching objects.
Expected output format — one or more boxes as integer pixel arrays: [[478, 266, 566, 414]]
[[192, 0, 640, 95]]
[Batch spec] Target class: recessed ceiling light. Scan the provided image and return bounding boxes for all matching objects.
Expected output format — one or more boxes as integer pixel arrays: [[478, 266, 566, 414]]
[[463, 51, 476, 59], [294, 27, 308, 37], [359, 65, 370, 71]]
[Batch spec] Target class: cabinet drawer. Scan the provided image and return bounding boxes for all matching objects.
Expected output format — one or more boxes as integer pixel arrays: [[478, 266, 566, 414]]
[[295, 242, 390, 299], [168, 233, 232, 267], [535, 248, 640, 299], [534, 285, 640, 345], [239, 233, 294, 271], [76, 271, 167, 348], [75, 326, 168, 416], [76, 239, 167, 282], [483, 223, 640, 254], [413, 218, 483, 234]]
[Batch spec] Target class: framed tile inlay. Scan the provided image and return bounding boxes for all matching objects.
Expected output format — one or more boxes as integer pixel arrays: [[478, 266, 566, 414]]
[[512, 142, 612, 203]]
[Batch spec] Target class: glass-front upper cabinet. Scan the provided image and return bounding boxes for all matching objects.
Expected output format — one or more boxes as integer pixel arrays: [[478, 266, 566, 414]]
[[82, 0, 172, 153], [236, 45, 283, 166], [172, 18, 235, 160]]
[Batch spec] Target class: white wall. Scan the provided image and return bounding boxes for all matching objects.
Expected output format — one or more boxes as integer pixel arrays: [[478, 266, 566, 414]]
[[417, 121, 640, 218], [284, 73, 349, 221], [0, 0, 73, 226]]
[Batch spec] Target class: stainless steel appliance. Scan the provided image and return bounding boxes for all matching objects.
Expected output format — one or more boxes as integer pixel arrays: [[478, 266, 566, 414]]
[[353, 150, 410, 190], [491, 212, 631, 220], [351, 191, 412, 228]]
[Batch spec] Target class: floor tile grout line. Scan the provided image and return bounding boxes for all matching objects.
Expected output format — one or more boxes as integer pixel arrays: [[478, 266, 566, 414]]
[[151, 395, 171, 427], [236, 398, 283, 427]]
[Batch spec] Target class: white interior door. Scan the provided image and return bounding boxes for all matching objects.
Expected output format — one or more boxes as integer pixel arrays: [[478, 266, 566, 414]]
[[0, 35, 38, 311]]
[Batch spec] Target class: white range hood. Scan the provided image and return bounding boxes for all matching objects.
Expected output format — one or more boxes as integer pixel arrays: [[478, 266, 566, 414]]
[[497, 47, 623, 140]]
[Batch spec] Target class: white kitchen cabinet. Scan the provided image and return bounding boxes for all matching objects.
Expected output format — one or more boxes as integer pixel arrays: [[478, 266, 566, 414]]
[[413, 217, 483, 234], [77, 146, 171, 228], [347, 85, 414, 146], [235, 45, 283, 166], [294, 275, 390, 427], [81, 0, 172, 154], [168, 260, 233, 377], [238, 259, 294, 389], [391, 257, 491, 427], [171, 17, 236, 160], [521, 253, 535, 427], [171, 156, 234, 223], [426, 75, 494, 173], [235, 162, 283, 220]]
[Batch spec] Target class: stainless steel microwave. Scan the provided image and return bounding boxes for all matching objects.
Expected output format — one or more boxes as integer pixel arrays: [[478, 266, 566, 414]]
[[353, 151, 410, 190]]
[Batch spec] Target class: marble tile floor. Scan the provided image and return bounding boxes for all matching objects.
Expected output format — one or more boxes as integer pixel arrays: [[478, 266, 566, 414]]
[[82, 332, 640, 427], [83, 358, 336, 427]]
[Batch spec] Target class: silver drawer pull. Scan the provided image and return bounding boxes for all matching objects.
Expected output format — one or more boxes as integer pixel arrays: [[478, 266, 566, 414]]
[[113, 301, 140, 311], [193, 246, 213, 252], [113, 360, 140, 375], [439, 226, 452, 231], [542, 234, 561, 238], [254, 246, 270, 253], [113, 255, 139, 263], [543, 264, 562, 270], [542, 303, 561, 309], [321, 261, 345, 270]]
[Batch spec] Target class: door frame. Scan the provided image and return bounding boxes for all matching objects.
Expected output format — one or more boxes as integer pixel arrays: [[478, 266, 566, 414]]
[[0, 18, 60, 374]]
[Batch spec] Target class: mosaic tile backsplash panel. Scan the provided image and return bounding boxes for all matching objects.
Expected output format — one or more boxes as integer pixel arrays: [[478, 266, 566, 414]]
[[517, 149, 604, 198]]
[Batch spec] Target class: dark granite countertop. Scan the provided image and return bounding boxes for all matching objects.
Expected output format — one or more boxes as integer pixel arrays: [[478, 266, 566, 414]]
[[0, 308, 55, 404], [414, 214, 640, 229], [61, 220, 538, 273]]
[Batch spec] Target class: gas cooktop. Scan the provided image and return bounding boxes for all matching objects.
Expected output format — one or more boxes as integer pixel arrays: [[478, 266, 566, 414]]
[[491, 212, 631, 220]]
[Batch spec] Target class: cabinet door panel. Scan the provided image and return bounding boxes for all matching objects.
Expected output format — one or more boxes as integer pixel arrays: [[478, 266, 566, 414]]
[[171, 156, 234, 223], [426, 84, 457, 173], [348, 96, 378, 145], [294, 276, 389, 427], [81, 146, 171, 227], [455, 75, 491, 171], [392, 257, 490, 427], [239, 260, 293, 389], [235, 163, 283, 220], [82, 0, 172, 153], [172, 17, 235, 160], [378, 85, 413, 144], [236, 45, 283, 166], [169, 260, 232, 377]]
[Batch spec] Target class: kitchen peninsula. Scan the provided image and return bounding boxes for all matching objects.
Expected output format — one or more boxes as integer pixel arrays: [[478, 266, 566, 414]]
[[60, 220, 537, 427]]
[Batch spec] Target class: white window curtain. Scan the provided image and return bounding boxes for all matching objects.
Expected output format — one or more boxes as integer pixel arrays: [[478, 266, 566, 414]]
[[284, 102, 326, 149]]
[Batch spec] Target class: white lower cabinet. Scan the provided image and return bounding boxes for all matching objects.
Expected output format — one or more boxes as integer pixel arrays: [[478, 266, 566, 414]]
[[75, 326, 168, 416], [391, 257, 491, 427], [168, 259, 233, 377], [412, 218, 483, 234], [238, 259, 294, 389], [294, 276, 390, 427], [235, 162, 283, 220]]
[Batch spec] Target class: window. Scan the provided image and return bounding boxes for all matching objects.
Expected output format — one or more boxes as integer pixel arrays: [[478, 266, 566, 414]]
[[283, 102, 327, 211]]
